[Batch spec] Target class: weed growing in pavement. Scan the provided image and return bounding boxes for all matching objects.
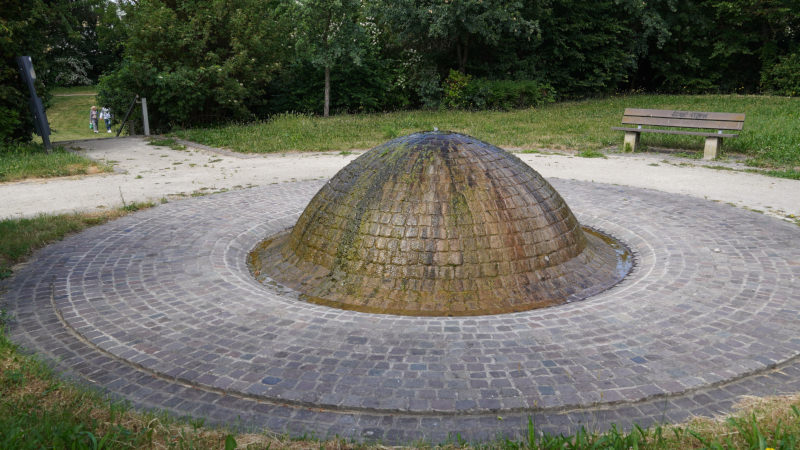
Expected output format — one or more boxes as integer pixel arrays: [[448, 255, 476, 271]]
[[148, 137, 186, 151], [576, 149, 607, 158]]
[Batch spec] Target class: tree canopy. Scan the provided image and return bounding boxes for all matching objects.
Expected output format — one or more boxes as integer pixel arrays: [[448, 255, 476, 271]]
[[2, 0, 799, 140], [98, 0, 290, 130], [291, 0, 368, 117]]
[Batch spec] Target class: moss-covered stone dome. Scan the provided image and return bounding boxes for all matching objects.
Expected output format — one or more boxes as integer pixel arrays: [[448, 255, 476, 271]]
[[250, 132, 630, 315]]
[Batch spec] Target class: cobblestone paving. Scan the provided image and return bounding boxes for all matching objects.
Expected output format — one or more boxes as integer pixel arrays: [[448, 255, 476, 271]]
[[3, 179, 800, 445]]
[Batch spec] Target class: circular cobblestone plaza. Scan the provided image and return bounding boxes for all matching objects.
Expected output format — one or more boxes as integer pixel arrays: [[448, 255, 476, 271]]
[[4, 140, 800, 444]]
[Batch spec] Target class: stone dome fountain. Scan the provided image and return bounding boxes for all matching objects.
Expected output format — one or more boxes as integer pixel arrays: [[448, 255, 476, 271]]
[[249, 132, 631, 315]]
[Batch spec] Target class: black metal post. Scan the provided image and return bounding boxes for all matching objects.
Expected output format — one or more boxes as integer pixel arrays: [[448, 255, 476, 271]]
[[16, 56, 52, 151]]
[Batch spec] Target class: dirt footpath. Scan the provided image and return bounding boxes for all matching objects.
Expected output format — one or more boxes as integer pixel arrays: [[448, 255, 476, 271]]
[[0, 137, 798, 222]]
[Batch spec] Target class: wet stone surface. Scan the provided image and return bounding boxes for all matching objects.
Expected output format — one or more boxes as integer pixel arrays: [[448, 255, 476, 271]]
[[3, 178, 800, 445], [252, 132, 629, 315]]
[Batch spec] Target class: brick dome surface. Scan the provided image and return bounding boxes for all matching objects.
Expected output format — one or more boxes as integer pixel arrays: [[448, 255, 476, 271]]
[[250, 132, 629, 315]]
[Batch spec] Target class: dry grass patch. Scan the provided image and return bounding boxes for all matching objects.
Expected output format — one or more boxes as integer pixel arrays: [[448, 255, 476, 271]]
[[660, 394, 800, 449]]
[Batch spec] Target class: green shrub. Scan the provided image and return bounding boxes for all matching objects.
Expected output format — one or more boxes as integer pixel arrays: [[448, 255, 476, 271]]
[[443, 70, 556, 110], [0, 0, 51, 143], [761, 53, 800, 97], [413, 68, 443, 109], [475, 79, 556, 110], [98, 0, 289, 133], [442, 69, 473, 109]]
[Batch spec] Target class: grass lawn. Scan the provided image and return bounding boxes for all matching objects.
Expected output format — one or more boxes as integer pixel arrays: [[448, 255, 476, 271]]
[[175, 94, 800, 174], [0, 142, 111, 183]]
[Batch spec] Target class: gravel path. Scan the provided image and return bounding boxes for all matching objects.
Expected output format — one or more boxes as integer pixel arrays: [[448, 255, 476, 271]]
[[0, 137, 798, 221]]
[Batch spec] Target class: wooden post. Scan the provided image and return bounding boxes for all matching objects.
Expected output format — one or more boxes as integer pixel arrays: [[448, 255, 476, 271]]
[[141, 97, 150, 136], [623, 131, 640, 152], [704, 136, 722, 160]]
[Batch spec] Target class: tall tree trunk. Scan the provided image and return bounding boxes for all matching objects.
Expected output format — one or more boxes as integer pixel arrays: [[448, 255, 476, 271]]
[[457, 36, 469, 73], [324, 66, 330, 117]]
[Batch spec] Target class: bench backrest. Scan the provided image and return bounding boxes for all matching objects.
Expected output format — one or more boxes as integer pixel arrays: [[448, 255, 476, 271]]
[[622, 108, 745, 131]]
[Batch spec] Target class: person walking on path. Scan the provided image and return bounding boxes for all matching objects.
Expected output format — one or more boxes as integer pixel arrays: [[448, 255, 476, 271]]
[[90, 106, 99, 134], [100, 106, 112, 133]]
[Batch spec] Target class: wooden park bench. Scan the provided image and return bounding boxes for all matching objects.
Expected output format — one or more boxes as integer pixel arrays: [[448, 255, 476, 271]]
[[612, 108, 745, 159]]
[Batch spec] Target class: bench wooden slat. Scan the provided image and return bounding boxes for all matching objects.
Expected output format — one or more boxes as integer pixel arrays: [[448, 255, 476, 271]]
[[613, 107, 745, 160], [624, 108, 746, 122], [621, 115, 744, 130], [611, 127, 739, 138]]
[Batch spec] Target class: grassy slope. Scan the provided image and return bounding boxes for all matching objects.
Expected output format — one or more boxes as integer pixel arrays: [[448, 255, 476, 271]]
[[51, 86, 100, 96], [47, 87, 118, 141], [175, 95, 800, 170]]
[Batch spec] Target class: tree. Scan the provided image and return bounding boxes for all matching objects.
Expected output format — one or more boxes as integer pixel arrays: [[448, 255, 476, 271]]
[[525, 0, 669, 97], [291, 0, 368, 116], [630, 0, 717, 93], [374, 0, 537, 74], [631, 0, 800, 93], [99, 0, 290, 130], [0, 0, 51, 142], [709, 0, 800, 92], [93, 0, 128, 78], [39, 0, 97, 86]]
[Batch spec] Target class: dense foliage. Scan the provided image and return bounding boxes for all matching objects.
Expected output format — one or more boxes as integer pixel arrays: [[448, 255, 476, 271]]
[[0, 0, 51, 142], [97, 0, 794, 127], [761, 53, 800, 96], [97, 0, 290, 131], [42, 0, 104, 86], [442, 70, 555, 110], [2, 0, 799, 140], [1, 0, 126, 142]]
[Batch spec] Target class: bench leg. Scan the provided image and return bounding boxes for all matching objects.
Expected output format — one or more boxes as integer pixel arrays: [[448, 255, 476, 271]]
[[623, 131, 640, 153], [704, 136, 722, 160]]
